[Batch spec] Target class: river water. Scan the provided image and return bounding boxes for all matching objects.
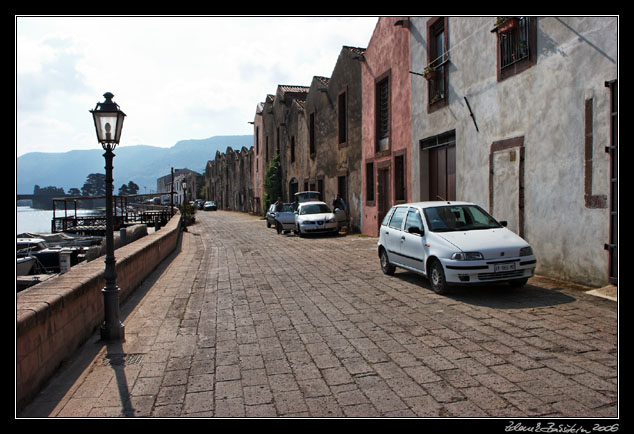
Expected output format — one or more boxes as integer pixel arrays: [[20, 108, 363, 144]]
[[16, 207, 100, 235]]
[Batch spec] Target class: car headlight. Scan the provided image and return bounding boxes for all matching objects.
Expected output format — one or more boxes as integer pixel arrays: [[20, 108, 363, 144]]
[[451, 252, 484, 261], [519, 246, 534, 256]]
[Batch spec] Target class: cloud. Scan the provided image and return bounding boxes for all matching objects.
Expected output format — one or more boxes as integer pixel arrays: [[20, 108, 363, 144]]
[[16, 16, 378, 156]]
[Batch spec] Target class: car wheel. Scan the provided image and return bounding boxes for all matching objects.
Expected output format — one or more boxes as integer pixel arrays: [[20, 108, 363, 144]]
[[429, 259, 449, 294], [297, 225, 304, 237], [379, 249, 395, 275], [266, 220, 271, 228], [276, 222, 282, 234]]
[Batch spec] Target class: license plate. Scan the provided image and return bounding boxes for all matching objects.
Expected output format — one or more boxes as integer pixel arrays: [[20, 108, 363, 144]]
[[494, 263, 516, 273]]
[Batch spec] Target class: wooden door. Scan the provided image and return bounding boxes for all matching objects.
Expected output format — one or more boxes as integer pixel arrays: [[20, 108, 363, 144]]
[[377, 167, 391, 233]]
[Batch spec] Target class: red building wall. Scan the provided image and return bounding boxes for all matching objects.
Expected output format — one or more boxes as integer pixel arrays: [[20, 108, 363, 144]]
[[361, 17, 412, 236]]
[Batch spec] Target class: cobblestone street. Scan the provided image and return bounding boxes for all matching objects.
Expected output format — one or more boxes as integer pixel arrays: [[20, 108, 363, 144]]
[[20, 211, 618, 418]]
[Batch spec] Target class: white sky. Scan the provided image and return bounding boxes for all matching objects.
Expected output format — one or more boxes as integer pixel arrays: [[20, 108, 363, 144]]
[[15, 16, 378, 157]]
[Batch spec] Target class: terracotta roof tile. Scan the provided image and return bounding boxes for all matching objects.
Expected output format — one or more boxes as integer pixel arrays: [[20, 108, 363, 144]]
[[343, 46, 367, 57], [314, 76, 330, 87]]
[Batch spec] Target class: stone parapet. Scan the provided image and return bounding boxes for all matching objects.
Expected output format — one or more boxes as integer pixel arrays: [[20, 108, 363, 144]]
[[16, 214, 181, 411]]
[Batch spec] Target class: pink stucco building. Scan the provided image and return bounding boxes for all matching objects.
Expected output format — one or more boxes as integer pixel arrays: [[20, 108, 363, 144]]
[[361, 17, 412, 236]]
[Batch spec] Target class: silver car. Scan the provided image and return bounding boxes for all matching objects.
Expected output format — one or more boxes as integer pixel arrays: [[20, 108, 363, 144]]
[[294, 201, 338, 237], [377, 201, 536, 294]]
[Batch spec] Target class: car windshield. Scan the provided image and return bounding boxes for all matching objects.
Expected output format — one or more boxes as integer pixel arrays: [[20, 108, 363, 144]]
[[279, 204, 293, 212], [300, 203, 331, 215], [423, 205, 502, 232]]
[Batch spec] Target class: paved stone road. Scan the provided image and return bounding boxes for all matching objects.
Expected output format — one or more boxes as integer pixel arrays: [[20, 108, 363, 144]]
[[19, 211, 618, 418]]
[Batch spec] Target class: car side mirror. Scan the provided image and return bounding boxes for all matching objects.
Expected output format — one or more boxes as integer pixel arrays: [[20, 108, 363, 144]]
[[408, 226, 424, 236], [499, 220, 508, 227]]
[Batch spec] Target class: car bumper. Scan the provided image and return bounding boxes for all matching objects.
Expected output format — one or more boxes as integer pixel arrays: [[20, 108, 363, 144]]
[[298, 221, 338, 233], [441, 256, 537, 284], [277, 221, 296, 230]]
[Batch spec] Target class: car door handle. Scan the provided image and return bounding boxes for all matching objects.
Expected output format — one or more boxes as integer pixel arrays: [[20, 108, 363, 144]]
[[401, 236, 406, 241]]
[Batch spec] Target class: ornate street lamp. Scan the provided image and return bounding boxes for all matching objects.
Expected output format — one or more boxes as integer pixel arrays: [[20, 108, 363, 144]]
[[181, 180, 187, 232], [90, 92, 126, 341]]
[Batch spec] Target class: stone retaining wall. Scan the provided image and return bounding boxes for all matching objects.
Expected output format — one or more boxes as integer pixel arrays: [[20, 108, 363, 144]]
[[16, 214, 181, 411]]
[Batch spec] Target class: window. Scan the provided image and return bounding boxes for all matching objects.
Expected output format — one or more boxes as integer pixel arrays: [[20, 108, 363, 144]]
[[366, 161, 375, 202], [494, 17, 536, 81], [375, 77, 389, 152], [427, 17, 448, 109], [404, 209, 423, 232], [265, 136, 269, 162], [256, 127, 260, 154], [338, 91, 347, 144], [423, 205, 501, 232], [388, 207, 407, 230], [309, 112, 315, 156], [276, 127, 280, 154], [381, 207, 395, 226], [394, 154, 406, 202]]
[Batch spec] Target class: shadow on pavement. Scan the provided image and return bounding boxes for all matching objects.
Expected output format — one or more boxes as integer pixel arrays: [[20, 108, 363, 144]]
[[391, 271, 577, 310]]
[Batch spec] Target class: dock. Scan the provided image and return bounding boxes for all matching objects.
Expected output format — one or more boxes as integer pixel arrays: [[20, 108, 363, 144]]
[[51, 193, 176, 235]]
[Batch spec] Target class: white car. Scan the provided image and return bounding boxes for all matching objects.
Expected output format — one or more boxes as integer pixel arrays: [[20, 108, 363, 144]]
[[294, 201, 339, 237], [377, 201, 537, 294]]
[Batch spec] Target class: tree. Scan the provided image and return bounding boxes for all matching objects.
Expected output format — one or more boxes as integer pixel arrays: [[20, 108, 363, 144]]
[[33, 185, 65, 197], [263, 153, 282, 214], [126, 181, 139, 195], [81, 173, 106, 196], [118, 181, 139, 196], [32, 185, 65, 209], [68, 188, 81, 197]]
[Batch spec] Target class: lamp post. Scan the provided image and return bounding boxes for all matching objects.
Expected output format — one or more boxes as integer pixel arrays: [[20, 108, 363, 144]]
[[90, 92, 126, 341], [181, 180, 187, 232]]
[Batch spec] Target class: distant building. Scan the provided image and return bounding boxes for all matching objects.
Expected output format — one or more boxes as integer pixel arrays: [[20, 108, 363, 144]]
[[156, 168, 201, 205], [205, 147, 254, 213]]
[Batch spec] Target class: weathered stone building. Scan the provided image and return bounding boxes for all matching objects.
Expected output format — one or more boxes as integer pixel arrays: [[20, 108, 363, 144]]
[[252, 46, 366, 231], [252, 102, 265, 215], [407, 16, 618, 287], [204, 146, 255, 213]]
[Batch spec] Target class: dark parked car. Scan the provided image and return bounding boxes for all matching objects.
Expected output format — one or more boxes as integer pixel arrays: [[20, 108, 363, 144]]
[[203, 201, 217, 211]]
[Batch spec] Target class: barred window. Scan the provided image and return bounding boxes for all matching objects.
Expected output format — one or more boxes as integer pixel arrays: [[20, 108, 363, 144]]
[[375, 78, 389, 152], [499, 17, 530, 70], [494, 16, 536, 81]]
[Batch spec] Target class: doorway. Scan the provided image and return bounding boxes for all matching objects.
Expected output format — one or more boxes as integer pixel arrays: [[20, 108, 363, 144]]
[[422, 130, 456, 201], [377, 166, 391, 233]]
